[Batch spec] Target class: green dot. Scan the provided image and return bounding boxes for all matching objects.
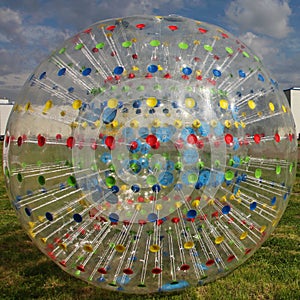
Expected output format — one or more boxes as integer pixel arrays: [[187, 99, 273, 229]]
[[4, 167, 10, 178], [162, 153, 170, 159], [175, 162, 182, 171], [137, 85, 145, 91], [96, 42, 105, 49], [74, 43, 84, 50], [229, 159, 234, 166], [154, 163, 161, 171], [242, 51, 250, 58], [122, 41, 132, 48], [150, 40, 161, 47], [122, 86, 130, 92], [38, 175, 46, 185], [214, 160, 221, 168], [289, 163, 294, 173], [244, 156, 250, 163], [225, 47, 233, 54], [275, 165, 281, 175], [254, 55, 260, 62], [146, 175, 157, 185], [154, 84, 162, 91], [197, 161, 204, 169], [178, 42, 189, 50], [59, 47, 66, 54], [105, 176, 116, 187], [75, 270, 81, 276], [255, 168, 262, 179], [91, 163, 97, 171], [132, 153, 139, 159], [109, 164, 116, 172], [225, 170, 234, 181], [188, 173, 198, 184], [109, 242, 115, 248], [67, 175, 77, 187], [110, 86, 117, 91], [204, 44, 213, 52]]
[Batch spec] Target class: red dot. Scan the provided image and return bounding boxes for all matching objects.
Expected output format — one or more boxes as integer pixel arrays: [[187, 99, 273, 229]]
[[274, 133, 280, 143], [151, 267, 162, 274], [92, 47, 98, 53], [253, 134, 261, 144], [145, 73, 153, 78], [145, 134, 157, 147], [157, 219, 164, 226], [168, 25, 178, 31], [206, 259, 215, 266], [171, 217, 180, 223], [59, 260, 67, 267], [227, 255, 235, 262], [164, 73, 172, 79], [288, 133, 294, 141], [187, 134, 198, 144], [123, 268, 134, 275], [136, 23, 146, 29], [106, 25, 116, 31], [56, 133, 62, 140], [132, 54, 138, 59], [222, 33, 229, 39], [130, 140, 139, 150], [128, 73, 135, 79], [37, 134, 46, 147], [98, 267, 107, 274], [196, 140, 204, 149], [17, 136, 23, 147], [180, 264, 190, 271], [105, 136, 115, 150], [225, 134, 233, 145], [77, 265, 85, 272], [83, 28, 92, 34], [66, 136, 75, 148], [198, 28, 208, 33], [138, 219, 147, 226]]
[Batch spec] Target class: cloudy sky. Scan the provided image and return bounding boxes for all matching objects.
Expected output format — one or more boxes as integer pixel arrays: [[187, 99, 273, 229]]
[[1, 0, 299, 100]]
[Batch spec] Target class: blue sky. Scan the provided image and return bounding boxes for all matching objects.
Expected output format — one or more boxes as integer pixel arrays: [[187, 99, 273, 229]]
[[1, 0, 300, 100]]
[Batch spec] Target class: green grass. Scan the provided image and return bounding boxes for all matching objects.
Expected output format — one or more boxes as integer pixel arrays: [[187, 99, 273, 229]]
[[0, 143, 299, 300]]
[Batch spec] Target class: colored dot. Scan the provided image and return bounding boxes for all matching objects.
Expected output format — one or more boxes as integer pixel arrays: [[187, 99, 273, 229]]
[[148, 213, 158, 222], [109, 213, 119, 222], [255, 169, 262, 179], [182, 67, 192, 75], [219, 99, 228, 110], [178, 42, 188, 49], [225, 170, 234, 181], [225, 47, 234, 54], [185, 97, 195, 108], [96, 42, 105, 49], [213, 69, 221, 77], [149, 244, 160, 252], [72, 99, 82, 110], [240, 232, 248, 240], [225, 134, 234, 144], [248, 100, 256, 109], [73, 213, 82, 223], [146, 175, 157, 185], [113, 66, 124, 75], [67, 175, 77, 187], [82, 68, 91, 76], [215, 236, 224, 244], [269, 102, 275, 111], [184, 241, 194, 249], [204, 44, 213, 52], [250, 202, 257, 210], [222, 205, 231, 214], [148, 65, 158, 73], [146, 97, 157, 107], [122, 41, 132, 48], [150, 40, 161, 47], [188, 173, 198, 184], [107, 98, 118, 108], [105, 176, 116, 187], [115, 244, 126, 252], [38, 175, 46, 185], [186, 209, 197, 219]]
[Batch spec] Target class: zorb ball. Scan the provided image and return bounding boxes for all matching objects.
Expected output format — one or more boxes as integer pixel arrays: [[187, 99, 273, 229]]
[[3, 15, 298, 294]]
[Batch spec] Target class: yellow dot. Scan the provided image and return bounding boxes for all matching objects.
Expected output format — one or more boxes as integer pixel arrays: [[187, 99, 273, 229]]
[[149, 244, 160, 252], [240, 232, 248, 240], [157, 64, 163, 71], [257, 111, 263, 117], [219, 99, 228, 110], [59, 243, 67, 251], [210, 120, 217, 128], [132, 66, 139, 71], [135, 204, 142, 211], [152, 119, 161, 127], [72, 99, 82, 110], [94, 120, 101, 127], [215, 236, 224, 244], [192, 199, 200, 207], [193, 40, 200, 45], [259, 225, 267, 233], [107, 98, 118, 108], [185, 97, 195, 108], [248, 100, 256, 109], [28, 222, 35, 229], [174, 119, 182, 128], [130, 120, 139, 128], [38, 216, 45, 222], [192, 119, 201, 128], [269, 102, 275, 111], [28, 230, 36, 238], [240, 121, 246, 128], [175, 201, 182, 208], [25, 102, 32, 111], [83, 244, 93, 252], [241, 112, 247, 117], [60, 110, 66, 117], [146, 97, 157, 107], [184, 241, 194, 249], [224, 120, 231, 128], [121, 185, 128, 191], [229, 194, 235, 201], [234, 121, 239, 128], [281, 105, 287, 113], [115, 244, 126, 253], [40, 237, 47, 243], [208, 199, 215, 205], [111, 120, 119, 128], [155, 204, 163, 211], [195, 70, 202, 76], [220, 196, 227, 202]]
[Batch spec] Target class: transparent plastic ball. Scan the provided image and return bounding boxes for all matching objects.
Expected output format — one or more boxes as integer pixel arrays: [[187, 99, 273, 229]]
[[3, 15, 297, 294]]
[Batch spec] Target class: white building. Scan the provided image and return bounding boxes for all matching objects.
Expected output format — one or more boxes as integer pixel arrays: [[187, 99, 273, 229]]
[[0, 98, 14, 140], [284, 87, 300, 140]]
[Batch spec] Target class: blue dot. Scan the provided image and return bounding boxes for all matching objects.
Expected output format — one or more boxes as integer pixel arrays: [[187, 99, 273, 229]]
[[133, 100, 141, 108], [109, 213, 119, 223], [271, 197, 276, 205], [73, 213, 82, 223], [238, 70, 246, 78], [158, 172, 174, 186], [25, 207, 32, 216], [148, 65, 158, 73], [182, 67, 192, 75], [45, 212, 54, 221], [114, 66, 124, 75], [249, 202, 257, 210], [82, 68, 92, 76], [39, 71, 47, 80], [111, 185, 119, 193], [187, 209, 197, 219], [222, 205, 231, 214], [213, 69, 221, 77], [258, 74, 265, 82], [131, 184, 140, 193], [58, 68, 66, 76], [148, 213, 158, 222], [68, 87, 74, 93], [152, 184, 161, 192]]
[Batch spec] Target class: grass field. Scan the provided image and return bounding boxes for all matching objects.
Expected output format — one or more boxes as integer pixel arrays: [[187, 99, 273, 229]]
[[0, 142, 299, 300]]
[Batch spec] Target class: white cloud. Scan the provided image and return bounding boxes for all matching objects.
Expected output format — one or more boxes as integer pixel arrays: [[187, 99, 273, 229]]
[[225, 0, 292, 38]]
